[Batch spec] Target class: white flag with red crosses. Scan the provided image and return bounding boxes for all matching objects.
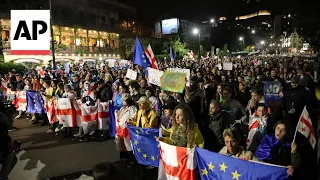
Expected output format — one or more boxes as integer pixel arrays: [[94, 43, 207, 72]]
[[296, 106, 316, 149]]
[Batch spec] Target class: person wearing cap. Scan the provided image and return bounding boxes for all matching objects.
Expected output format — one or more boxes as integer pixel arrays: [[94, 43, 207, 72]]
[[160, 101, 177, 137], [129, 96, 158, 128]]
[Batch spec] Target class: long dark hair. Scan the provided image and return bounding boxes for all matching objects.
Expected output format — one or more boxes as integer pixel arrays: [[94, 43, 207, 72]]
[[172, 104, 196, 146]]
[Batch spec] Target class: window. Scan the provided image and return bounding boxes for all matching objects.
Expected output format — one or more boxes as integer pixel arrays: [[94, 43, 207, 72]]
[[101, 16, 106, 23], [90, 13, 96, 22], [79, 11, 85, 21]]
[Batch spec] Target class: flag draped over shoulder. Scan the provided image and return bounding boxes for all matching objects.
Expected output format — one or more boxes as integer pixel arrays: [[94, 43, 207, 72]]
[[128, 125, 160, 167], [196, 148, 289, 180], [158, 141, 197, 180], [97, 102, 110, 130], [26, 91, 47, 114], [46, 99, 56, 124], [55, 98, 82, 127]]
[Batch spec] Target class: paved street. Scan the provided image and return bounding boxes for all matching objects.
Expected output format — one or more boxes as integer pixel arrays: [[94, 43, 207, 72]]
[[8, 117, 119, 180]]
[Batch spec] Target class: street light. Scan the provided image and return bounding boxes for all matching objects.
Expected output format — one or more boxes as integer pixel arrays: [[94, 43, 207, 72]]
[[210, 19, 215, 23], [193, 28, 201, 59], [251, 30, 256, 34], [260, 40, 265, 45]]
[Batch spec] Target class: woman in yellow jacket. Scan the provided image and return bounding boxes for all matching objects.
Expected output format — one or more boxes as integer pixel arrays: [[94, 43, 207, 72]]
[[159, 104, 204, 148], [129, 96, 158, 128]]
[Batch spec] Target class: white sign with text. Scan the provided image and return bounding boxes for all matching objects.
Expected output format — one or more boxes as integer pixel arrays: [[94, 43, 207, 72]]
[[126, 69, 137, 80], [147, 68, 164, 86]]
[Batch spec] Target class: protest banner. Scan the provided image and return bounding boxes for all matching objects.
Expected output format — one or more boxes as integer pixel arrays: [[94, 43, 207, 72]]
[[264, 81, 282, 106], [167, 68, 190, 86], [161, 71, 186, 93], [223, 62, 233, 71], [126, 69, 137, 80], [147, 67, 164, 86]]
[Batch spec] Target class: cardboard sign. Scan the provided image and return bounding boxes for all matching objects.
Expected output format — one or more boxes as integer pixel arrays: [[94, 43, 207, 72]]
[[223, 62, 233, 71], [167, 68, 190, 86], [147, 68, 164, 86], [161, 71, 186, 93], [126, 69, 137, 80]]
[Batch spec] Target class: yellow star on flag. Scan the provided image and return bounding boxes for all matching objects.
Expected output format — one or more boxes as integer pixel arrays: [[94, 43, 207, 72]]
[[151, 156, 155, 161], [136, 130, 139, 134], [154, 136, 158, 139], [219, 162, 228, 172], [142, 54, 145, 58], [136, 134, 140, 138], [134, 141, 138, 146], [143, 153, 148, 159], [208, 162, 215, 171], [143, 60, 147, 63], [140, 129, 144, 133], [201, 168, 208, 176], [146, 131, 149, 135], [231, 170, 241, 180], [137, 148, 141, 152]]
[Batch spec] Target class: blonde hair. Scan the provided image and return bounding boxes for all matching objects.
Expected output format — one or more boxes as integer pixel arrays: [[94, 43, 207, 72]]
[[222, 128, 241, 142]]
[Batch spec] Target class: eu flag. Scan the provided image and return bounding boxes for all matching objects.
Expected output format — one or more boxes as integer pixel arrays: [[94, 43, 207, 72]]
[[196, 148, 289, 180], [133, 37, 152, 69], [26, 91, 47, 114], [128, 124, 160, 167], [109, 103, 121, 137]]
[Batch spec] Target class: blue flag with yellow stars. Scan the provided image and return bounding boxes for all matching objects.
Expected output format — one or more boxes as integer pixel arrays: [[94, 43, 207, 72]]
[[26, 91, 47, 114], [128, 124, 160, 167], [196, 148, 289, 180], [133, 36, 152, 69]]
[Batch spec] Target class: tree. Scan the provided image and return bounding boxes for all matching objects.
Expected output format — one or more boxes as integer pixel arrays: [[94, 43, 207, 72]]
[[223, 44, 228, 56], [290, 30, 303, 51], [72, 25, 81, 46], [161, 37, 190, 59]]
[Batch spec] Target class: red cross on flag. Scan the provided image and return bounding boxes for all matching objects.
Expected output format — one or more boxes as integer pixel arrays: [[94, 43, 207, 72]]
[[145, 44, 158, 69], [158, 141, 197, 180], [295, 106, 316, 149]]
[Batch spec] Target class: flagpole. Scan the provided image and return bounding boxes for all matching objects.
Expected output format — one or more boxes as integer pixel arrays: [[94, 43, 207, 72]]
[[49, 0, 56, 70], [293, 106, 305, 142]]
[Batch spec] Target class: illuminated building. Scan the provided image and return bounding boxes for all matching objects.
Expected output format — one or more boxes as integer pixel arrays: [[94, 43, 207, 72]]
[[0, 0, 136, 64]]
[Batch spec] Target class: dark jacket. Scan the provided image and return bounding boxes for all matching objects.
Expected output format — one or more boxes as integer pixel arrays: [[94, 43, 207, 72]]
[[16, 80, 25, 91], [73, 80, 81, 98], [0, 112, 11, 154], [98, 85, 113, 102], [204, 111, 231, 151]]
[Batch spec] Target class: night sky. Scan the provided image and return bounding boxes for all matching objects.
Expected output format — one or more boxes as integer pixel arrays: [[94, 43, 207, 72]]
[[119, 0, 275, 24]]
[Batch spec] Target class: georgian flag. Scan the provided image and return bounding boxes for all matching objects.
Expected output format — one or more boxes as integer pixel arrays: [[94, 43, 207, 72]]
[[97, 101, 110, 130], [16, 91, 27, 111], [296, 106, 316, 149], [145, 44, 158, 69], [55, 98, 82, 127], [246, 113, 267, 150], [158, 141, 197, 180]]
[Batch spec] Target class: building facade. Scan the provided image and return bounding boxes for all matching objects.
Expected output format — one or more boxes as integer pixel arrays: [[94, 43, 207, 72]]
[[0, 0, 136, 64]]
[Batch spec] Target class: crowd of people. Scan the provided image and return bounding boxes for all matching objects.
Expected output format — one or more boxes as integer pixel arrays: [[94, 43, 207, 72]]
[[0, 55, 319, 180]]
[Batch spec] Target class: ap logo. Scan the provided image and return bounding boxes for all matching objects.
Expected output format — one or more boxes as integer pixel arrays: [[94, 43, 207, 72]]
[[10, 10, 50, 55]]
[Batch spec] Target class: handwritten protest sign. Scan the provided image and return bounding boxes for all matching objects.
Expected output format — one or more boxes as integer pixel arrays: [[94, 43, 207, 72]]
[[264, 81, 282, 106], [147, 67, 164, 86], [126, 69, 137, 80], [223, 62, 233, 71], [161, 71, 186, 93], [167, 68, 190, 86]]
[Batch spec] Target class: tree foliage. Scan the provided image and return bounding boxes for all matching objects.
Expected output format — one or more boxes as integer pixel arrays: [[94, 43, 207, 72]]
[[0, 63, 28, 74], [290, 30, 303, 50], [161, 37, 190, 59]]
